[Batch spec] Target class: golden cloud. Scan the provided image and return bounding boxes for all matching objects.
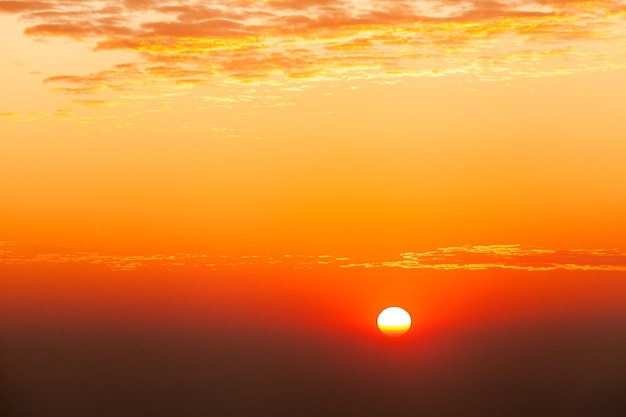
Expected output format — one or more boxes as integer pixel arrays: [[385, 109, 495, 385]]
[[3, 242, 626, 272], [344, 245, 626, 271], [2, 1, 625, 98]]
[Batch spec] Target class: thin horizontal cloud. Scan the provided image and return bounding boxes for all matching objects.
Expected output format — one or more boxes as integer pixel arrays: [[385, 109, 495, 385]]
[[72, 99, 117, 107], [0, 244, 349, 271], [24, 22, 133, 38], [2, 242, 626, 272], [0, 1, 49, 13], [344, 245, 626, 272]]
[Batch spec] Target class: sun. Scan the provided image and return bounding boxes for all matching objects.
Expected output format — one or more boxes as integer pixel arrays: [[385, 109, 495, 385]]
[[377, 307, 411, 336]]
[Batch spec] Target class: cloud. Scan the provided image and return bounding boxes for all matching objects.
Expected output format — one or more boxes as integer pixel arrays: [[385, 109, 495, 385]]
[[344, 245, 626, 272], [72, 99, 116, 107], [2, 242, 626, 272], [0, 1, 49, 13], [24, 22, 133, 39], [0, 244, 349, 271], [3, 1, 626, 99]]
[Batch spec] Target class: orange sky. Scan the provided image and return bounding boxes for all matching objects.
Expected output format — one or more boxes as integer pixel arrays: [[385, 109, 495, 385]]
[[2, 1, 626, 257], [2, 1, 626, 326]]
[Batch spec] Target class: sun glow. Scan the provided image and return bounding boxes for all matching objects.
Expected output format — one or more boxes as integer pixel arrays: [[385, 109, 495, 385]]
[[377, 307, 412, 336]]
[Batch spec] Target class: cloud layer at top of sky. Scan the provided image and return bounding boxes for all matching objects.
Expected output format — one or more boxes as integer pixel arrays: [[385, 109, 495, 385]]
[[2, 0, 626, 97]]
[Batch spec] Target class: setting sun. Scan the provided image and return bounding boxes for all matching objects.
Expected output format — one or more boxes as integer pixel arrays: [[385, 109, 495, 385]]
[[377, 307, 412, 337]]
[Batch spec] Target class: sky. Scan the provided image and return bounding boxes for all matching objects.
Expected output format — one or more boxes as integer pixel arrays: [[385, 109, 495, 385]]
[[2, 1, 626, 416]]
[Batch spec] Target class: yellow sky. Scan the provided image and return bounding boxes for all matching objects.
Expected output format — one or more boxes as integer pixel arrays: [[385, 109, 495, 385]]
[[2, 0, 626, 256]]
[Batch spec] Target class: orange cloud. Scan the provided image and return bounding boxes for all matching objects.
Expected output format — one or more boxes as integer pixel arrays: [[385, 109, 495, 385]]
[[3, 1, 625, 99], [24, 22, 133, 39], [345, 245, 626, 272], [0, 1, 49, 13], [72, 99, 116, 108], [3, 242, 626, 272]]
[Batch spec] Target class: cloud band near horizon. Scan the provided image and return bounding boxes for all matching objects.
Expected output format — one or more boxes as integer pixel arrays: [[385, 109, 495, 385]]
[[2, 242, 626, 272]]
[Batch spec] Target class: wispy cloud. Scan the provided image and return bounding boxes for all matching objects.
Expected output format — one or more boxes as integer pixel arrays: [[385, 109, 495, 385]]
[[3, 0, 625, 100], [344, 245, 626, 271], [71, 99, 117, 108], [2, 242, 626, 272], [0, 246, 348, 271]]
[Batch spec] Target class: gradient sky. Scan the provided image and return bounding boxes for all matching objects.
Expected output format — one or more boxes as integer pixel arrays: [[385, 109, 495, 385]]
[[2, 0, 626, 253], [2, 2, 626, 416]]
